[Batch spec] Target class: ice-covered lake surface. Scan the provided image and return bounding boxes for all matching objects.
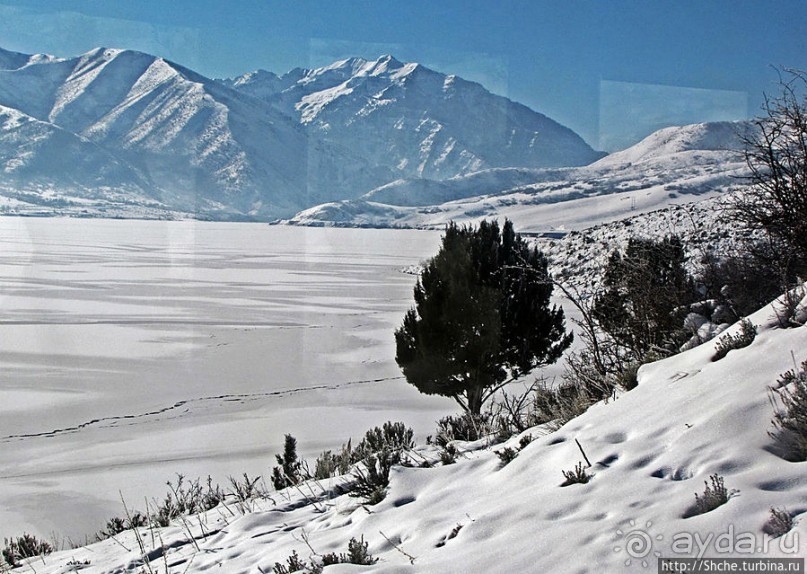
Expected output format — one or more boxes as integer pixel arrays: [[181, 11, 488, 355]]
[[0, 217, 454, 540]]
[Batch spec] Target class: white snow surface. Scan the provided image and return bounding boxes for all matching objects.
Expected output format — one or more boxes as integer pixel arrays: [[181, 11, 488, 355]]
[[15, 278, 807, 573]]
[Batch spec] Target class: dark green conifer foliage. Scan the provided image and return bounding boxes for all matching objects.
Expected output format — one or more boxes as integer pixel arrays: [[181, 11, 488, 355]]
[[593, 236, 696, 360], [395, 220, 572, 414], [271, 434, 303, 490]]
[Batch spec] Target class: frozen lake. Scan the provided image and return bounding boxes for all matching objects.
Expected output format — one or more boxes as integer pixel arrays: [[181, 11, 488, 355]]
[[0, 218, 453, 541]]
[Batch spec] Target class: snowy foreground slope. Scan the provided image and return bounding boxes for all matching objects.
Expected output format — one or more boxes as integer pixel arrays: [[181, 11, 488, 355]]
[[27, 297, 807, 573]]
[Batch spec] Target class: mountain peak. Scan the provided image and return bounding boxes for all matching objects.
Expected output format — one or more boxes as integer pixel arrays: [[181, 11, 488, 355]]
[[228, 68, 281, 88], [304, 55, 413, 81], [374, 54, 403, 67]]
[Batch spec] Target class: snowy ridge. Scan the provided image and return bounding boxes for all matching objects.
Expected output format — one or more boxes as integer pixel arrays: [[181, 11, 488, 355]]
[[592, 121, 747, 167], [0, 103, 159, 209], [21, 294, 807, 573], [287, 121, 748, 230]]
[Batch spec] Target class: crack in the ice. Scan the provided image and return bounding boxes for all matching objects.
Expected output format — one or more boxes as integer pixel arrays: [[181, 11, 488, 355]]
[[0, 376, 404, 443]]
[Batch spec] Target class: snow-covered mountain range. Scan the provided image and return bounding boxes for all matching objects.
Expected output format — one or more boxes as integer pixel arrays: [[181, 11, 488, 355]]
[[0, 47, 604, 220]]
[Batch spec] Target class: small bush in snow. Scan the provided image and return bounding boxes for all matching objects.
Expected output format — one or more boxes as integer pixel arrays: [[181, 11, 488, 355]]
[[493, 386, 536, 437], [151, 474, 223, 527], [96, 512, 147, 541], [493, 380, 584, 438], [693, 474, 737, 515], [313, 450, 337, 480], [440, 444, 458, 465], [770, 359, 807, 460], [495, 446, 519, 466], [272, 434, 306, 490], [353, 421, 414, 462], [273, 536, 376, 573], [615, 361, 641, 390], [711, 319, 757, 361], [97, 516, 127, 540], [561, 462, 591, 486], [532, 382, 593, 430], [2, 533, 53, 567], [435, 413, 490, 445], [272, 549, 307, 574], [228, 473, 264, 504], [773, 282, 807, 328], [764, 507, 797, 538], [342, 536, 378, 565], [313, 441, 353, 479], [348, 450, 394, 505]]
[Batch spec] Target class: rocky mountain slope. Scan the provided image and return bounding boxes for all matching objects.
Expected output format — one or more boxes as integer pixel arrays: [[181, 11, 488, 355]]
[[223, 55, 604, 179]]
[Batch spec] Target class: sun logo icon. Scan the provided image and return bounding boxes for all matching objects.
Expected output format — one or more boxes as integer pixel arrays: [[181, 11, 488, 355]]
[[614, 520, 663, 568]]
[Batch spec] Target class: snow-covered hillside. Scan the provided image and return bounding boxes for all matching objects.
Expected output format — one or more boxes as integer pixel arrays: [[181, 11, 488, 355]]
[[287, 121, 748, 230], [19, 293, 807, 573], [0, 46, 602, 220], [540, 195, 761, 292]]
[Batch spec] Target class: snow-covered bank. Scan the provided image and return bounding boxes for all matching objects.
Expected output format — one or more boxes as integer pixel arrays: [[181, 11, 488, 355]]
[[18, 292, 807, 573]]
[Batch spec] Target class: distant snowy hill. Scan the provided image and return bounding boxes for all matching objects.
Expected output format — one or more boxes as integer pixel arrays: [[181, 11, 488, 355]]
[[0, 47, 602, 220], [592, 120, 746, 167], [287, 121, 749, 230]]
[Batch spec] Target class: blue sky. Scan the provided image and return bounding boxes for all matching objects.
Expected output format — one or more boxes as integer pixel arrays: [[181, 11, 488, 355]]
[[0, 0, 805, 151]]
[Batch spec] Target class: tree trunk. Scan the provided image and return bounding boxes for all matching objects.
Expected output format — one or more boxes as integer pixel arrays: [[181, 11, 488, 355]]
[[466, 385, 484, 415]]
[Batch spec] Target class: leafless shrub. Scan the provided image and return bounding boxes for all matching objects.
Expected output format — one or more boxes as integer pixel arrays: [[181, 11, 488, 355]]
[[770, 358, 807, 460], [693, 474, 737, 515], [561, 462, 590, 486], [764, 507, 797, 538]]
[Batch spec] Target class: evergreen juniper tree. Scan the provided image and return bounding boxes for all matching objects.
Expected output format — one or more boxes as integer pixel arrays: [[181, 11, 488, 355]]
[[592, 235, 696, 360], [395, 220, 572, 415]]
